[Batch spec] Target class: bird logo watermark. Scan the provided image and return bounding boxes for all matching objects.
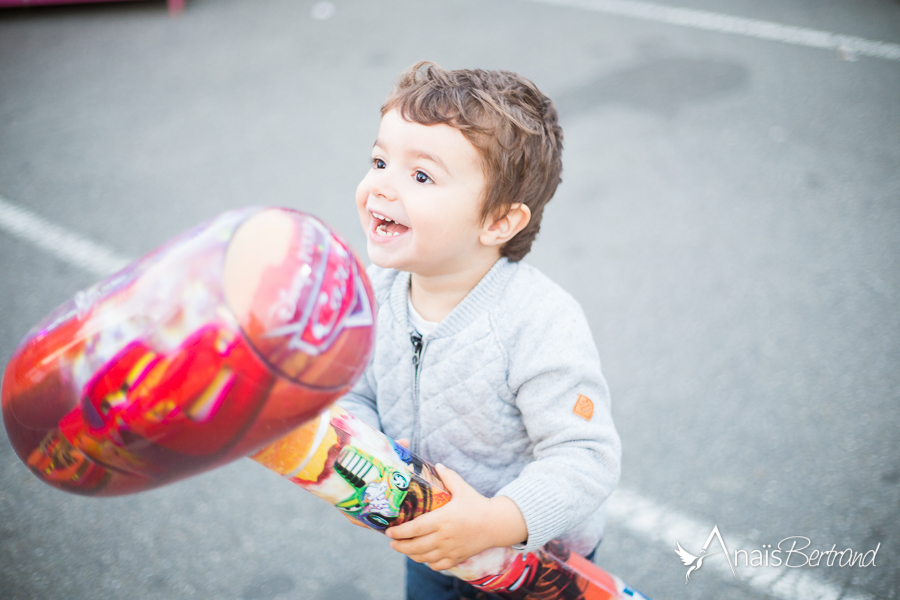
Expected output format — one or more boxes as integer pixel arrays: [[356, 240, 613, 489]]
[[675, 525, 739, 584]]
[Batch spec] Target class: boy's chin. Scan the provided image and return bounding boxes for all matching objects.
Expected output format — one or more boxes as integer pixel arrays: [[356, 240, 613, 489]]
[[366, 250, 419, 275], [365, 245, 401, 270]]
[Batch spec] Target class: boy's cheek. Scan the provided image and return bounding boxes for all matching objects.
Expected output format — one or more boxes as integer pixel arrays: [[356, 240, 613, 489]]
[[355, 174, 372, 207], [355, 186, 371, 227], [354, 187, 366, 211]]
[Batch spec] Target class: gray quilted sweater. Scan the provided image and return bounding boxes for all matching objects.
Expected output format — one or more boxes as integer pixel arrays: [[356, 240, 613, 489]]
[[338, 258, 621, 555]]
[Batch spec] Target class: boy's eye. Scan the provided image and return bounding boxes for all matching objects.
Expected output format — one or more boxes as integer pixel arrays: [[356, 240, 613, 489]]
[[373, 158, 386, 169], [414, 171, 432, 184]]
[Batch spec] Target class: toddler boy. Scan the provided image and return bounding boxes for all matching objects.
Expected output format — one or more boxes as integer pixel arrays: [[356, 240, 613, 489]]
[[339, 61, 621, 600]]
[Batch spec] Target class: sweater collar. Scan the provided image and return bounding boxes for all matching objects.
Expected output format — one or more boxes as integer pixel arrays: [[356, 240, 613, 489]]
[[389, 258, 517, 338]]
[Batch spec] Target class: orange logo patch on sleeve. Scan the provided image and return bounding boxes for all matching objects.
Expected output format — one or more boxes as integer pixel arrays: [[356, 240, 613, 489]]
[[573, 394, 594, 421]]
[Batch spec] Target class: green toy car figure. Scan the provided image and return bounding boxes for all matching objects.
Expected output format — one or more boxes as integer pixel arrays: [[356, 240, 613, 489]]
[[334, 446, 410, 529]]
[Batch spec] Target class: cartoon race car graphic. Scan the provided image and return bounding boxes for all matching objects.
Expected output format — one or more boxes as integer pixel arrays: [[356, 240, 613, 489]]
[[26, 430, 111, 493], [42, 324, 275, 481], [333, 446, 410, 529]]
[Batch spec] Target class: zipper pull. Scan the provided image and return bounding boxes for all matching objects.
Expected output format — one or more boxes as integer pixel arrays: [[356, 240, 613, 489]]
[[410, 332, 423, 366]]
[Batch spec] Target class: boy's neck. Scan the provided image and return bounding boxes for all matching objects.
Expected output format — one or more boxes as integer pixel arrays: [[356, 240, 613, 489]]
[[409, 254, 500, 323]]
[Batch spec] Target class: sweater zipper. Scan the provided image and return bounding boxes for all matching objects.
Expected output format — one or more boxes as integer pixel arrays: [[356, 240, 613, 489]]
[[410, 331, 427, 453]]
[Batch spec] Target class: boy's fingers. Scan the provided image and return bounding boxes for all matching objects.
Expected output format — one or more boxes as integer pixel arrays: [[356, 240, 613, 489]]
[[386, 514, 437, 539], [396, 438, 410, 448], [406, 553, 429, 564], [428, 557, 461, 572], [404, 546, 451, 567], [409, 548, 463, 572], [390, 535, 437, 557], [434, 463, 471, 494]]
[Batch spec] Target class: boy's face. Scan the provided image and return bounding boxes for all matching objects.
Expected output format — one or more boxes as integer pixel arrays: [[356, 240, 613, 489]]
[[356, 109, 493, 277]]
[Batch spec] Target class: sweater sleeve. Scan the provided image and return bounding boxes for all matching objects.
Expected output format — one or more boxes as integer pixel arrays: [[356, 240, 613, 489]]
[[335, 263, 387, 432], [336, 359, 382, 432], [493, 292, 621, 554]]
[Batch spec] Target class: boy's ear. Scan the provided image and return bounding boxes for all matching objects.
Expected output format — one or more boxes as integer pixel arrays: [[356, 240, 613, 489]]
[[480, 203, 531, 248]]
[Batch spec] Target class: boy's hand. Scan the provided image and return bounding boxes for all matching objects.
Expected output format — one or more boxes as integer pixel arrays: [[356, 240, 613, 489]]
[[385, 464, 527, 571]]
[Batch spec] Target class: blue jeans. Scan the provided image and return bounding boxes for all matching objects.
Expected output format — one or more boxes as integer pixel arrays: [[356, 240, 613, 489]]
[[405, 547, 598, 600]]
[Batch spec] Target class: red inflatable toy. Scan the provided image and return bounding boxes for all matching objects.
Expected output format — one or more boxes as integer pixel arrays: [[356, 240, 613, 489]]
[[2, 207, 375, 495]]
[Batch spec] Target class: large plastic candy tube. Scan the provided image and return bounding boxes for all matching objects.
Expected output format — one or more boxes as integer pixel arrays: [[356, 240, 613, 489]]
[[1, 208, 375, 496], [252, 406, 651, 600]]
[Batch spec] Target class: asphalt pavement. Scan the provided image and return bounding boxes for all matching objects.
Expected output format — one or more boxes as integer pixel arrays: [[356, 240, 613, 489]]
[[0, 1, 898, 599]]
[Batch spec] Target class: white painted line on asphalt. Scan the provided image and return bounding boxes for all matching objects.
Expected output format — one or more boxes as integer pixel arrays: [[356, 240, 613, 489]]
[[524, 0, 900, 61], [608, 488, 875, 600], [0, 195, 878, 600], [0, 195, 130, 278]]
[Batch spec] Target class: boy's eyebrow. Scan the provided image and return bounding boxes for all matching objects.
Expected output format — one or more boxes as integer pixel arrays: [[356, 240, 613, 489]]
[[372, 138, 449, 174], [410, 150, 449, 174]]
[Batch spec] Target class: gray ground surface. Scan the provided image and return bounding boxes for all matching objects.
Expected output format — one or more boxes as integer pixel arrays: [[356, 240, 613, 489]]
[[1, 1, 898, 599]]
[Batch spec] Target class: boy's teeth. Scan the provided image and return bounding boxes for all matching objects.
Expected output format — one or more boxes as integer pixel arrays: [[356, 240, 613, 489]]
[[372, 212, 394, 223], [375, 223, 399, 237]]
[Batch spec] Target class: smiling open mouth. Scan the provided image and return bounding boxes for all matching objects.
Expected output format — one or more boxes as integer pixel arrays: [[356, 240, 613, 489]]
[[372, 212, 410, 237]]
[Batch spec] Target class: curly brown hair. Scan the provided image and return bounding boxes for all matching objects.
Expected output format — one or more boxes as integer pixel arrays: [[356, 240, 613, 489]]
[[381, 61, 563, 262]]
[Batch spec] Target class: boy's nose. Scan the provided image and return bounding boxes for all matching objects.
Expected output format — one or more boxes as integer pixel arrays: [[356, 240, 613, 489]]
[[368, 170, 398, 201]]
